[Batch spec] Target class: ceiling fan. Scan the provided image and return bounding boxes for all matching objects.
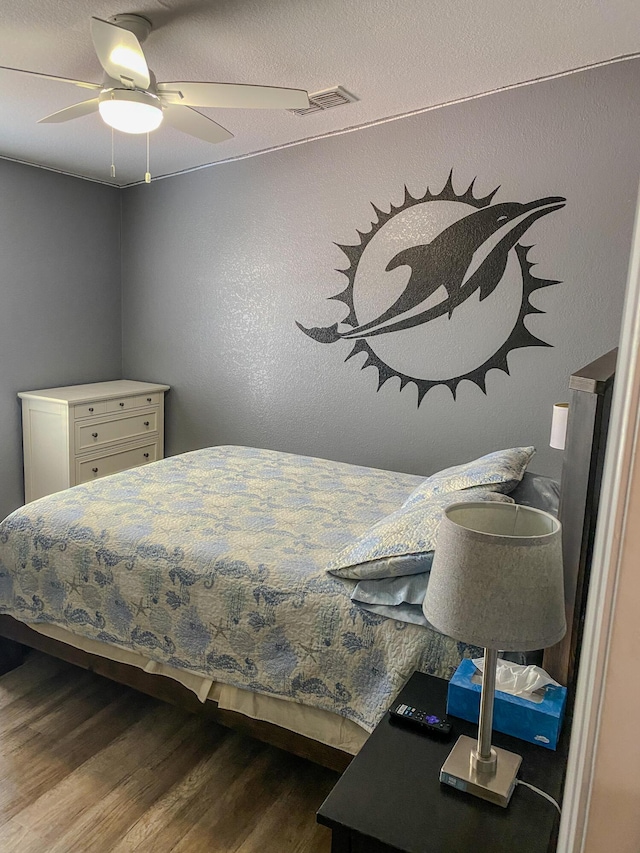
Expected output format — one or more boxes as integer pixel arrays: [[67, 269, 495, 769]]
[[0, 14, 310, 145]]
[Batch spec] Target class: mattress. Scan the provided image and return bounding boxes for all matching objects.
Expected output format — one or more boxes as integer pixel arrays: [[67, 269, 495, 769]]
[[0, 445, 480, 731]]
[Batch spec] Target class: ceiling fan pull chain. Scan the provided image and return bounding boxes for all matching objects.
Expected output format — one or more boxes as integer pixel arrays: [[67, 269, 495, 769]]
[[145, 132, 151, 183], [110, 127, 116, 178]]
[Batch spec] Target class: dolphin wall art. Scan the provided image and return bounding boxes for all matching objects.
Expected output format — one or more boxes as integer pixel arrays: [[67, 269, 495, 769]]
[[297, 195, 565, 344], [296, 174, 566, 404]]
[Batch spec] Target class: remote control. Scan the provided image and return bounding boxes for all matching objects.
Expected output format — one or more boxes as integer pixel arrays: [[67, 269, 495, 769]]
[[389, 702, 453, 739]]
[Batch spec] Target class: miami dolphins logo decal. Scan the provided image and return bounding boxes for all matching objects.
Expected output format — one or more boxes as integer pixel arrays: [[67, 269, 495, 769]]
[[297, 173, 565, 404]]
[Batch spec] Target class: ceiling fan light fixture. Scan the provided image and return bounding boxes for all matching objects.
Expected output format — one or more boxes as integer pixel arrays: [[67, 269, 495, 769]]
[[98, 89, 163, 134], [108, 45, 149, 81]]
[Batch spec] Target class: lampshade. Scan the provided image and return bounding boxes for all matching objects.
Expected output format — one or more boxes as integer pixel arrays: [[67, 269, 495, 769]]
[[98, 89, 163, 135], [423, 502, 566, 651]]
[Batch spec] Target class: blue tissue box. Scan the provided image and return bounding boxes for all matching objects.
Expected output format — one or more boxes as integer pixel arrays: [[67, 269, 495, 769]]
[[446, 658, 567, 750]]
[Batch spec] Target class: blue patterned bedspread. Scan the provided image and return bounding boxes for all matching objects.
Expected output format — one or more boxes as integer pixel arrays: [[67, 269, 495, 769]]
[[0, 446, 478, 730]]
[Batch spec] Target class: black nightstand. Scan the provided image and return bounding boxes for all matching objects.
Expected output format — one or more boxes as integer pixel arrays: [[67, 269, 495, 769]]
[[317, 672, 568, 853]]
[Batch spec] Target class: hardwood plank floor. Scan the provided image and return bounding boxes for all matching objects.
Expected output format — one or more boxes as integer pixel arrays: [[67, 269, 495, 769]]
[[0, 652, 338, 852]]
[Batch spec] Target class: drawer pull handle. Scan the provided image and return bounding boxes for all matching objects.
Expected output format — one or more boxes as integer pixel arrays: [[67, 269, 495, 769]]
[[119, 402, 125, 407], [92, 432, 98, 438], [92, 467, 98, 474], [146, 397, 152, 402], [143, 453, 150, 459], [144, 421, 150, 427], [88, 407, 94, 412]]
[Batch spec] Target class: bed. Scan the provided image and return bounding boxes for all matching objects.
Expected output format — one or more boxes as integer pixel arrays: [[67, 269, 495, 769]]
[[0, 350, 616, 771]]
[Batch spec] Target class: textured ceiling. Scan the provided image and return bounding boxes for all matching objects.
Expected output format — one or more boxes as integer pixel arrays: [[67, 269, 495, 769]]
[[1, 0, 640, 186]]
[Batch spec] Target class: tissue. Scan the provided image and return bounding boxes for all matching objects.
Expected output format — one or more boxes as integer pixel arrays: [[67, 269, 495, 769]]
[[447, 658, 567, 749], [471, 658, 561, 704]]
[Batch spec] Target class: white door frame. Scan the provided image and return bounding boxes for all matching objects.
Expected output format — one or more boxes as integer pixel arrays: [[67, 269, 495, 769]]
[[557, 186, 640, 851]]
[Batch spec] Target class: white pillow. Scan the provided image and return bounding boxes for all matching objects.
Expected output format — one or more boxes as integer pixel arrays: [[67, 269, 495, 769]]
[[327, 487, 513, 579], [326, 447, 535, 580], [404, 446, 536, 504]]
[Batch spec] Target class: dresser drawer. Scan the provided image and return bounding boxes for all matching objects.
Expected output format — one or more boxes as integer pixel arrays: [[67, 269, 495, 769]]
[[76, 442, 158, 484], [75, 411, 158, 452], [74, 401, 107, 419], [105, 393, 160, 413]]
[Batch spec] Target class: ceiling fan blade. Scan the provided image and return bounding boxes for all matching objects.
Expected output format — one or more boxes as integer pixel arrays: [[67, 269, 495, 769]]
[[157, 81, 309, 110], [162, 105, 233, 144], [38, 98, 100, 124], [0, 65, 101, 90], [90, 17, 150, 90]]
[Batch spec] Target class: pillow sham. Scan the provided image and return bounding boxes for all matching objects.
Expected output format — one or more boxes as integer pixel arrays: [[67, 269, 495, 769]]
[[327, 486, 513, 579], [403, 446, 536, 506], [351, 571, 432, 607], [350, 573, 433, 628], [351, 600, 431, 627]]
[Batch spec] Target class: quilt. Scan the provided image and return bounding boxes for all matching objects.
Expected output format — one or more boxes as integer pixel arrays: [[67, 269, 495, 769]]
[[0, 446, 481, 731]]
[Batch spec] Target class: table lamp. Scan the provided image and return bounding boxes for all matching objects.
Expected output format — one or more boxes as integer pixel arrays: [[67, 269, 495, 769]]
[[423, 501, 565, 807]]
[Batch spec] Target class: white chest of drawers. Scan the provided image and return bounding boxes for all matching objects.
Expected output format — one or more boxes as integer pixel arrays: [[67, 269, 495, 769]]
[[19, 380, 170, 503]]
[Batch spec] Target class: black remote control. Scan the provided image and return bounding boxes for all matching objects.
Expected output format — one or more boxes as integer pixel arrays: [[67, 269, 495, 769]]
[[389, 702, 453, 739]]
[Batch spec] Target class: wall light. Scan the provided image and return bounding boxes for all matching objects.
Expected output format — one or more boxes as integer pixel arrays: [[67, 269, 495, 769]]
[[98, 89, 163, 135], [550, 402, 569, 450]]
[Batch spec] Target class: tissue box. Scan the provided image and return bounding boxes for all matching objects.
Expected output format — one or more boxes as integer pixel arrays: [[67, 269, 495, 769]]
[[446, 659, 567, 750]]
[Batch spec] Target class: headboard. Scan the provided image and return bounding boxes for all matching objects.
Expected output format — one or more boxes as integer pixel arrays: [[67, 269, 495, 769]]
[[543, 348, 617, 689]]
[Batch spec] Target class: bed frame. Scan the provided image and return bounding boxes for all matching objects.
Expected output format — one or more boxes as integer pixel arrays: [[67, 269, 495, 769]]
[[0, 349, 617, 772], [542, 348, 616, 690]]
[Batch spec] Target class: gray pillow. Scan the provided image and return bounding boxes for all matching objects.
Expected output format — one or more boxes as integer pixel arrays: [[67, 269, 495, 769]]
[[510, 472, 560, 516]]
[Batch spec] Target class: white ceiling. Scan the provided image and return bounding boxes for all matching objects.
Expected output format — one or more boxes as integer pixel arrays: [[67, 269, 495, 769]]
[[1, 0, 640, 187]]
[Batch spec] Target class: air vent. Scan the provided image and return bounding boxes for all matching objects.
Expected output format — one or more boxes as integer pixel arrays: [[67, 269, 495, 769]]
[[290, 86, 357, 116]]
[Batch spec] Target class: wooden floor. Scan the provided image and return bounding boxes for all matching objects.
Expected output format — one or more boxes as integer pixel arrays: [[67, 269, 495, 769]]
[[0, 652, 338, 852]]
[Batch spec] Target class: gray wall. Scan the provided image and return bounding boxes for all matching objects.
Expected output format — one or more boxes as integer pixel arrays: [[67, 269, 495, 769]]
[[118, 60, 638, 481], [0, 160, 121, 519]]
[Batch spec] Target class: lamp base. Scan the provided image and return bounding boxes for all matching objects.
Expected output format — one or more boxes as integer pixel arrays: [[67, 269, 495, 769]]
[[440, 735, 522, 807]]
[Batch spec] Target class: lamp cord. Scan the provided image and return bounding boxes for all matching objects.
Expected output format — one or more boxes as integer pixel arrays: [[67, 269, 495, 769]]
[[516, 779, 561, 815]]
